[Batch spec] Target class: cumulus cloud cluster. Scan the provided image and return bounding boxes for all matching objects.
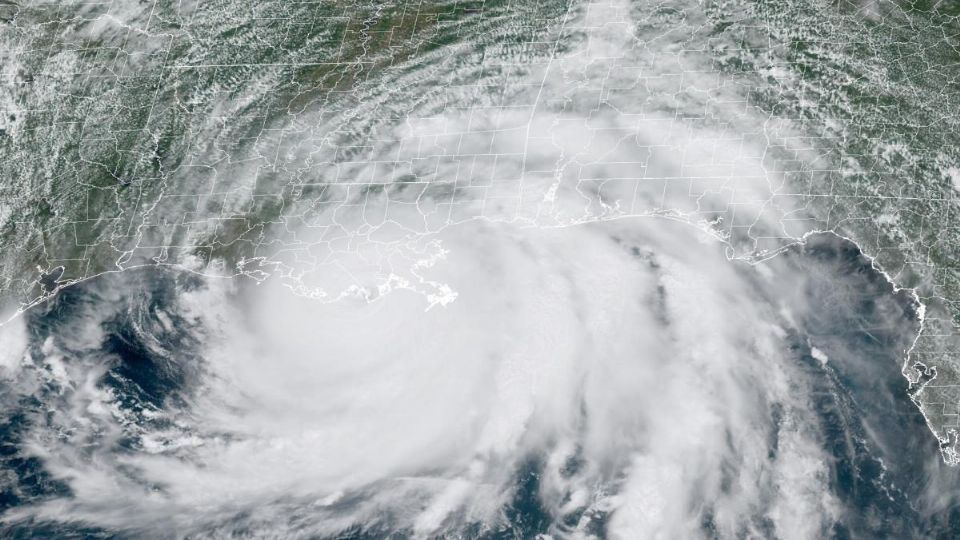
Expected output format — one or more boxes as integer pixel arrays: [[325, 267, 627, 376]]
[[1, 214, 853, 539], [0, 0, 943, 538]]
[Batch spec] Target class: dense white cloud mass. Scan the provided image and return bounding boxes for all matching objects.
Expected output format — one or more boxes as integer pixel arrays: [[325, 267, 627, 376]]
[[1, 215, 852, 538], [0, 316, 27, 380], [0, 0, 952, 537]]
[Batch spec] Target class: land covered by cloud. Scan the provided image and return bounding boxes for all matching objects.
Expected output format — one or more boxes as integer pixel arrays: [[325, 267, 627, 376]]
[[1, 0, 956, 537]]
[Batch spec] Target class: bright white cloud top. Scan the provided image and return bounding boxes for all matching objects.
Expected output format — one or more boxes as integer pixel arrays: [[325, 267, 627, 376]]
[[2, 0, 960, 538]]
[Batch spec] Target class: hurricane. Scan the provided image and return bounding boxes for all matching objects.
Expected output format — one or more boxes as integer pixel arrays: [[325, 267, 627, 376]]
[[3, 0, 960, 537]]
